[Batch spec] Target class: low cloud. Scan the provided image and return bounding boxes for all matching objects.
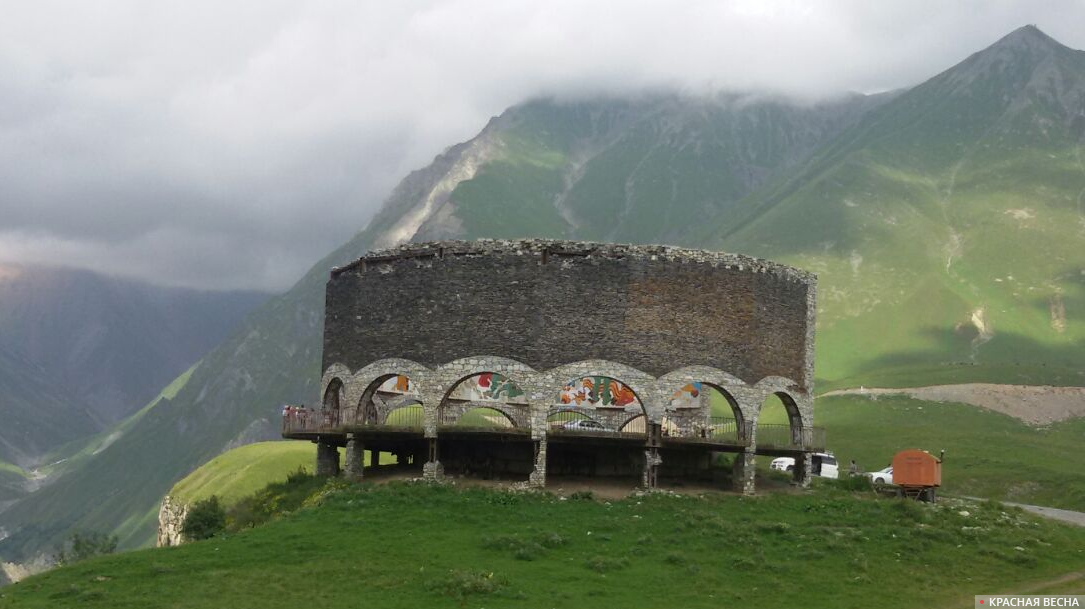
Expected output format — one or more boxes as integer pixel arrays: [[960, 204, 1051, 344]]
[[2, 0, 1083, 291]]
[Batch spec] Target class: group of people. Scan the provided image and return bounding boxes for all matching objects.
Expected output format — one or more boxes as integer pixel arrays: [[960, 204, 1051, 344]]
[[282, 405, 337, 429]]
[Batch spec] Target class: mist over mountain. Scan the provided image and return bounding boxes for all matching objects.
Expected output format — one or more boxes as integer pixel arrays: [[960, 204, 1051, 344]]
[[1, 25, 1082, 564]]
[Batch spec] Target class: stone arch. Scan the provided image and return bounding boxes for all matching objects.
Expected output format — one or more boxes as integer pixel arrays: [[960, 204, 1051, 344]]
[[433, 356, 536, 395], [752, 377, 810, 449], [546, 407, 601, 425], [437, 370, 531, 429], [349, 360, 428, 427], [655, 366, 752, 436], [448, 405, 520, 430], [323, 377, 344, 412], [380, 395, 424, 426], [546, 360, 652, 418], [320, 363, 353, 404], [618, 413, 647, 435]]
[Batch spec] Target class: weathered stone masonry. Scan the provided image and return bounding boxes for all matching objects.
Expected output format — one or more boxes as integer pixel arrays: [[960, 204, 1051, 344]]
[[284, 239, 820, 493]]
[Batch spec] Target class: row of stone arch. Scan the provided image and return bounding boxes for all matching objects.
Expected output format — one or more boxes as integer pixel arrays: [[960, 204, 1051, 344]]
[[319, 356, 812, 443]]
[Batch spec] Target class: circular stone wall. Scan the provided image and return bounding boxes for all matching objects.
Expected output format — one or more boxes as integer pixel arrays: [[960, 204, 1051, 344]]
[[323, 239, 816, 391]]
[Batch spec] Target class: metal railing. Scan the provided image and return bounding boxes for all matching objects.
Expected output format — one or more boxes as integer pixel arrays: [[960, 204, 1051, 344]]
[[755, 424, 826, 451], [661, 416, 750, 447], [546, 410, 646, 439], [282, 406, 824, 452], [372, 405, 425, 431], [282, 406, 336, 434], [439, 407, 524, 433]]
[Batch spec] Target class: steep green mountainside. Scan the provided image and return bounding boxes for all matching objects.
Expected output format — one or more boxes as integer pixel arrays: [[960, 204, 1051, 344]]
[[0, 265, 267, 428], [707, 25, 1085, 389], [2, 25, 1083, 564], [3, 483, 1084, 608], [411, 93, 884, 244], [0, 367, 197, 555], [0, 345, 97, 469]]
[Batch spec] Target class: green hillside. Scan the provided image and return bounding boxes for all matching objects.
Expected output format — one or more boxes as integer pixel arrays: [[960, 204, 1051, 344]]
[[0, 459, 28, 506], [169, 442, 317, 506], [2, 483, 1084, 609], [3, 25, 1084, 564], [815, 395, 1085, 511], [712, 25, 1085, 390], [0, 344, 98, 468]]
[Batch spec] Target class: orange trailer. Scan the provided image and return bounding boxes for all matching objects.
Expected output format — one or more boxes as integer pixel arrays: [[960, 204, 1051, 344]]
[[891, 449, 943, 502]]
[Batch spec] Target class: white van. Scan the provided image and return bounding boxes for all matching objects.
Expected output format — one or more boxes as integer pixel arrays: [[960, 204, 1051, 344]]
[[769, 452, 839, 479]]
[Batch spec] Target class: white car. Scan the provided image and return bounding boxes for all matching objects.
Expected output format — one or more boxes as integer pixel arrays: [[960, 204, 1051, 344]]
[[559, 419, 612, 433], [769, 453, 839, 479], [866, 466, 893, 485]]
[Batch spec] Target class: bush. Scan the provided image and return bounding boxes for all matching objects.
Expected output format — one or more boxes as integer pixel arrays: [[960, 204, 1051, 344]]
[[227, 472, 326, 531], [425, 569, 507, 600], [585, 555, 628, 573], [52, 531, 118, 566], [833, 475, 874, 492], [183, 495, 227, 541]]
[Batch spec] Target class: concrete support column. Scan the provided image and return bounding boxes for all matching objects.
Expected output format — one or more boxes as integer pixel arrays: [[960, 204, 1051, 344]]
[[316, 441, 340, 477], [794, 452, 812, 487], [732, 450, 756, 495], [642, 448, 662, 489], [344, 435, 364, 481], [422, 438, 443, 481], [528, 439, 547, 488]]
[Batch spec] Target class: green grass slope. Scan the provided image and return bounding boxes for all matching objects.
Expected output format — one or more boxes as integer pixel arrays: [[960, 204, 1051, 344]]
[[0, 345, 99, 467], [708, 26, 1085, 390], [168, 442, 317, 507], [0, 366, 197, 558], [0, 459, 28, 506], [815, 395, 1085, 511], [2, 483, 1083, 609]]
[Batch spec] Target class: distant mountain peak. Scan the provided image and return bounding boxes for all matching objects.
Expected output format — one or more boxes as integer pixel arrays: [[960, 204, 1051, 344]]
[[987, 24, 1068, 54]]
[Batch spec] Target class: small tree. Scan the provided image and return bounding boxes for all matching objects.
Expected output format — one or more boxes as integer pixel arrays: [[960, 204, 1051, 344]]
[[182, 495, 226, 541], [53, 531, 119, 566]]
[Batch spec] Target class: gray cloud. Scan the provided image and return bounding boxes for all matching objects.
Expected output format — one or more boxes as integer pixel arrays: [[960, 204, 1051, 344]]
[[2, 0, 1083, 291]]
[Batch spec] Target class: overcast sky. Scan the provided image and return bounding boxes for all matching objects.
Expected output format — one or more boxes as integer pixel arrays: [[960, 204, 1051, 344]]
[[2, 1, 1083, 292]]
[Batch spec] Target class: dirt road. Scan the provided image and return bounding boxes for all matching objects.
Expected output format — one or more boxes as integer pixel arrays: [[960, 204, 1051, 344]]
[[821, 383, 1085, 425]]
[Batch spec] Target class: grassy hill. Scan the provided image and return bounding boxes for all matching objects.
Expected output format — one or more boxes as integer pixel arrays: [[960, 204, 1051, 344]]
[[168, 442, 318, 507], [3, 25, 1084, 564], [813, 395, 1085, 511], [2, 482, 1083, 609]]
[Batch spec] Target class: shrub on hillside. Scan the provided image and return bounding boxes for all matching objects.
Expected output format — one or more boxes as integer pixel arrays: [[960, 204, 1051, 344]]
[[52, 531, 118, 566], [183, 496, 226, 541], [227, 471, 326, 531]]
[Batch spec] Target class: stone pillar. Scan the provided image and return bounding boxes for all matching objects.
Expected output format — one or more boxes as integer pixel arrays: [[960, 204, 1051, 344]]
[[316, 441, 340, 477], [732, 450, 755, 495], [344, 435, 364, 481], [793, 452, 812, 487], [528, 439, 547, 488], [642, 448, 662, 489], [422, 438, 443, 481]]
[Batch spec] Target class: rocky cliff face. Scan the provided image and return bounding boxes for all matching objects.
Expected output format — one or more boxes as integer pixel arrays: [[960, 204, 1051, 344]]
[[156, 496, 188, 548]]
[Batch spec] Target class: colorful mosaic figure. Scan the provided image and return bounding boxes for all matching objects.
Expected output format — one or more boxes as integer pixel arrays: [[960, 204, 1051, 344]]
[[560, 377, 638, 407], [669, 382, 702, 409], [449, 373, 525, 402]]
